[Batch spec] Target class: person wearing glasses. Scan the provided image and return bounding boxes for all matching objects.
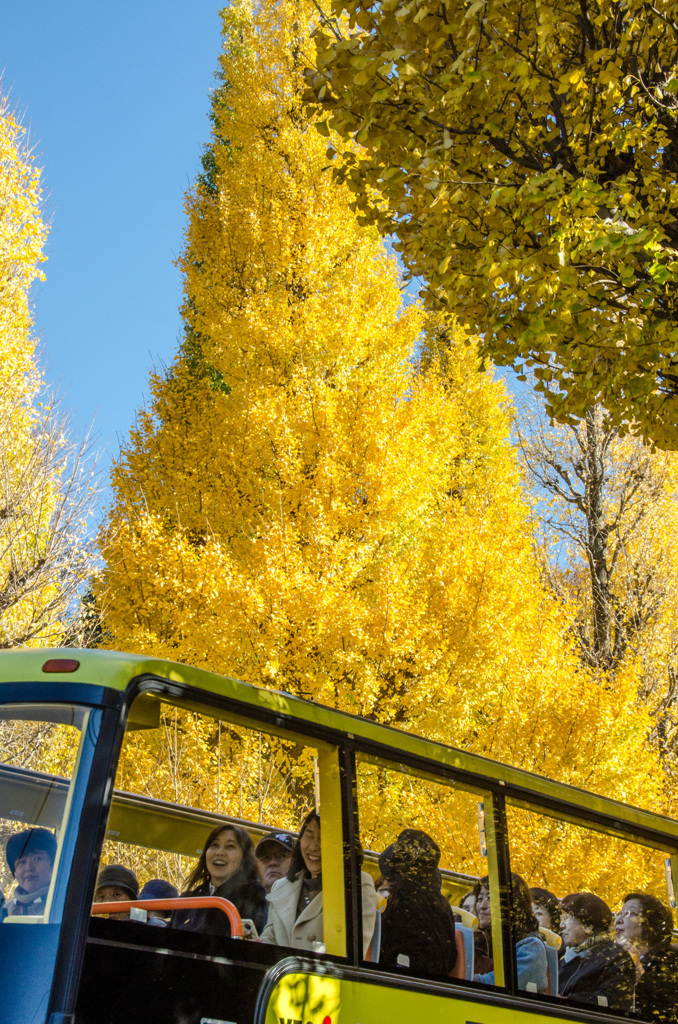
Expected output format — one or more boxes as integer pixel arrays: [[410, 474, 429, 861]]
[[615, 892, 678, 1024], [559, 892, 635, 1013]]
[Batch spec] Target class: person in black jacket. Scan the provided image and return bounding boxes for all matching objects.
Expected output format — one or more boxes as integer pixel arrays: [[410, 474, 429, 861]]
[[378, 829, 457, 977], [172, 824, 266, 937], [559, 891, 635, 1013], [615, 891, 678, 1024]]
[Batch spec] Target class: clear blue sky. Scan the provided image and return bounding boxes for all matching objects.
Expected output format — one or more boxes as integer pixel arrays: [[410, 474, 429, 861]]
[[3, 1, 223, 490]]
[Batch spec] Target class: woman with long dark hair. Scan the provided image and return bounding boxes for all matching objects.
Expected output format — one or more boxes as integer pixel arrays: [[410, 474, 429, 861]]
[[260, 809, 376, 954], [172, 823, 266, 936], [474, 873, 548, 992]]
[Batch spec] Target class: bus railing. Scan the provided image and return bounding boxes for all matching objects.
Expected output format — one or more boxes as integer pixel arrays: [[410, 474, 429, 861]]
[[91, 896, 243, 936]]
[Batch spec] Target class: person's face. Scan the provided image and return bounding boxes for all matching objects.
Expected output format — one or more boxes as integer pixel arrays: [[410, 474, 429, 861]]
[[532, 902, 551, 929], [560, 910, 592, 948], [615, 899, 645, 946], [257, 845, 293, 891], [476, 885, 491, 929], [94, 885, 132, 920], [206, 829, 243, 886], [300, 819, 322, 877], [461, 893, 477, 916], [14, 850, 53, 894]]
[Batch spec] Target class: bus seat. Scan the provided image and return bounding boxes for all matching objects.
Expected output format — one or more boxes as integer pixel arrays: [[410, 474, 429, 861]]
[[365, 905, 382, 963], [448, 906, 478, 930], [449, 924, 474, 981], [544, 942, 559, 996], [539, 925, 562, 948]]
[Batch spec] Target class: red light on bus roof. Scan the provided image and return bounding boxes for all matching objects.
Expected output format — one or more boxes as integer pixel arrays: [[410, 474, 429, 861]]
[[42, 659, 80, 673]]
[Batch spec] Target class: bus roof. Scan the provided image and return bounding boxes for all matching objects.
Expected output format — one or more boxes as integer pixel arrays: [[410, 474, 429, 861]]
[[3, 647, 677, 845]]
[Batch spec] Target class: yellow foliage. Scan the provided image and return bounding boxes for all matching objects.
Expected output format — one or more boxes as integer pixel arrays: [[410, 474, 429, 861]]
[[99, 0, 668, 864]]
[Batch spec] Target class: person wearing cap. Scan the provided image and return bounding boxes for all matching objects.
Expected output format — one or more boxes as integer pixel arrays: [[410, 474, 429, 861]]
[[94, 864, 139, 921], [559, 891, 635, 1012], [255, 832, 295, 894], [138, 878, 179, 927], [5, 827, 57, 916], [378, 828, 457, 977]]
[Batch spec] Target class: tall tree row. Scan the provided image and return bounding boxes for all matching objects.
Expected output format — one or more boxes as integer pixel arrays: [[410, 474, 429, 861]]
[[0, 95, 93, 648], [98, 0, 667, 825]]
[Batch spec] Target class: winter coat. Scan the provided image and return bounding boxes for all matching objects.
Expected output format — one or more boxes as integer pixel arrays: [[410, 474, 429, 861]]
[[634, 945, 678, 1024], [559, 937, 636, 1013], [478, 933, 548, 993], [260, 871, 376, 955], [474, 928, 493, 976], [172, 869, 267, 937], [380, 888, 457, 976], [5, 885, 49, 916]]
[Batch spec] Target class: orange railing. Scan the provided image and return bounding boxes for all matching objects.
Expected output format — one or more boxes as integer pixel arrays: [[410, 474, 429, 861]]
[[91, 896, 243, 937]]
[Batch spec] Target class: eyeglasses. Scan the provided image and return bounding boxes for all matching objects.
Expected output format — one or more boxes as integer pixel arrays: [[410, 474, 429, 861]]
[[615, 909, 642, 921]]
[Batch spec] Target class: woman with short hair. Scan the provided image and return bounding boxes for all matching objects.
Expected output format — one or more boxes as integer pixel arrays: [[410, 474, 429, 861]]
[[615, 891, 678, 1024], [559, 891, 635, 1013]]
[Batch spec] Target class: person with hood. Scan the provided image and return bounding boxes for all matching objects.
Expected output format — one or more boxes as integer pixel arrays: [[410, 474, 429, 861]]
[[615, 891, 678, 1024], [559, 891, 635, 1013], [4, 827, 57, 916], [138, 878, 179, 927], [378, 829, 457, 977], [172, 824, 266, 937], [260, 809, 376, 955]]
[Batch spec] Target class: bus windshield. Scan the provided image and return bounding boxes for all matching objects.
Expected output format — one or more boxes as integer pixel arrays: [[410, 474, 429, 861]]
[[0, 704, 92, 923]]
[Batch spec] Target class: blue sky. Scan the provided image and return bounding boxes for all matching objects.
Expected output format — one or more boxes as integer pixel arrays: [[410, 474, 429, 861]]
[[3, 1, 223, 500]]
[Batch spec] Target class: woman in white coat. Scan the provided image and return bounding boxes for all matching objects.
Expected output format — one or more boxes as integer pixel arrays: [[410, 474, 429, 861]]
[[260, 809, 376, 956]]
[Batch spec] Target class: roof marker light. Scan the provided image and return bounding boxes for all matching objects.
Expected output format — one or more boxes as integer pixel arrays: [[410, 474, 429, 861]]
[[42, 659, 80, 673]]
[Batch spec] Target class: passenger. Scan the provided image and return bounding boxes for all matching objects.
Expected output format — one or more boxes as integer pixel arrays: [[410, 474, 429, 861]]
[[375, 873, 390, 902], [473, 876, 494, 974], [615, 891, 678, 1024], [530, 887, 561, 934], [255, 832, 295, 894], [94, 864, 139, 920], [5, 828, 57, 916], [173, 824, 266, 937], [260, 809, 376, 955], [475, 873, 548, 993], [559, 891, 635, 1013], [459, 890, 477, 917], [138, 878, 179, 927], [377, 829, 457, 977]]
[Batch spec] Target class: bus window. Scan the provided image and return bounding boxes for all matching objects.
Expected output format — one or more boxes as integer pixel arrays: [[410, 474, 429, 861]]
[[355, 753, 503, 985], [92, 690, 347, 957], [0, 704, 91, 923], [507, 800, 678, 1014]]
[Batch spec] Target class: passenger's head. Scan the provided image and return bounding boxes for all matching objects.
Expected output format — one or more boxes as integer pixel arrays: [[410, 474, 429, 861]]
[[615, 892, 674, 953], [287, 810, 321, 880], [379, 829, 442, 892], [509, 873, 540, 941], [459, 890, 477, 916], [187, 824, 259, 891], [473, 875, 492, 930], [94, 864, 139, 920], [530, 886, 561, 932], [375, 873, 390, 899], [255, 832, 295, 892], [6, 828, 57, 894], [139, 878, 179, 921], [560, 892, 613, 947]]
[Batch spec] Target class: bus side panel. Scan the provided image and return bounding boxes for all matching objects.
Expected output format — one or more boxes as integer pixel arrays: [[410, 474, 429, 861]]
[[75, 936, 268, 1024], [262, 971, 544, 1024], [0, 925, 61, 1024]]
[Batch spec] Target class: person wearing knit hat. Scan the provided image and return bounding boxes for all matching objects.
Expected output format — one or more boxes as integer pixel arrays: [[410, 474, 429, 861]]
[[138, 878, 179, 927], [4, 827, 57, 917], [94, 864, 139, 921], [378, 829, 457, 977], [559, 891, 636, 1012]]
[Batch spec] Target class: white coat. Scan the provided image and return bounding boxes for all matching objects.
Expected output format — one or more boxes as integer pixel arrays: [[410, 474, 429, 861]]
[[260, 871, 376, 956]]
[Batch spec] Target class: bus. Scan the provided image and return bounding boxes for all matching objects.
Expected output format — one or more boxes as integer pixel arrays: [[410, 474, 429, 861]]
[[1, 648, 677, 1024]]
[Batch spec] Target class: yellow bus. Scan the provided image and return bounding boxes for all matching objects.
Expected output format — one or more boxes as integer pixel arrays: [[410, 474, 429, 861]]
[[1, 648, 677, 1024]]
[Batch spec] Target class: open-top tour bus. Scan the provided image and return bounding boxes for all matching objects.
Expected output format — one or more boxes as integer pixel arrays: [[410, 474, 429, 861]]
[[1, 648, 677, 1024]]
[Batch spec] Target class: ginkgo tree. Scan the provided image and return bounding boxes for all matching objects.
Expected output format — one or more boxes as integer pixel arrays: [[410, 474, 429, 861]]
[[99, 0, 669, 834], [305, 0, 678, 449]]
